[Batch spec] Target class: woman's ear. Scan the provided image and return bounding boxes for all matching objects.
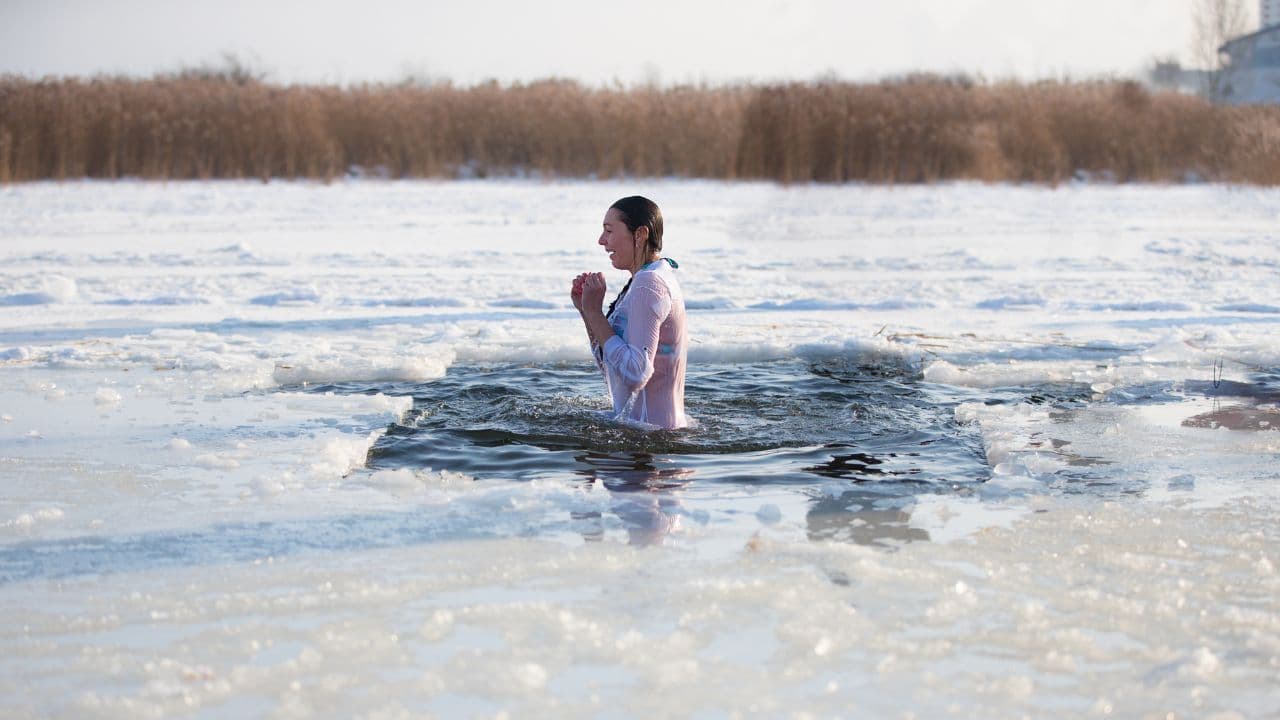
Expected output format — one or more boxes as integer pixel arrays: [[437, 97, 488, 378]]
[[634, 226, 649, 246]]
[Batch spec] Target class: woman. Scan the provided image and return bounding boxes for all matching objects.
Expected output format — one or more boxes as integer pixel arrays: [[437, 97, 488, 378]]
[[572, 196, 688, 429]]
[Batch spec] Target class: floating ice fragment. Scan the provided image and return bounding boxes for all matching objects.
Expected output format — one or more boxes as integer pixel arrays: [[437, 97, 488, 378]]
[[307, 433, 383, 479], [94, 388, 122, 406], [924, 360, 966, 386], [5, 507, 62, 530], [149, 328, 200, 339], [983, 474, 1041, 493], [420, 609, 455, 641], [168, 438, 191, 451], [813, 636, 834, 656], [1179, 647, 1221, 678], [1022, 453, 1065, 475], [195, 454, 240, 470], [512, 662, 548, 689], [755, 504, 782, 525], [48, 347, 90, 366], [1, 414, 11, 423], [0, 347, 31, 361], [250, 287, 321, 306], [1216, 302, 1280, 314], [46, 275, 78, 301], [273, 353, 451, 385], [0, 276, 77, 306], [364, 469, 423, 492], [1139, 331, 1201, 364], [975, 294, 1045, 310]]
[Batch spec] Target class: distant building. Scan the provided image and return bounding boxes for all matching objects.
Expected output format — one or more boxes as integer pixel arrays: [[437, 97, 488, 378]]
[[1218, 21, 1280, 104], [1263, 0, 1280, 28], [1159, 0, 1280, 104]]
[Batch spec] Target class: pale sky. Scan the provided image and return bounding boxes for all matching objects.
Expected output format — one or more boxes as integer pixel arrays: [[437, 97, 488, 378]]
[[0, 0, 1252, 86]]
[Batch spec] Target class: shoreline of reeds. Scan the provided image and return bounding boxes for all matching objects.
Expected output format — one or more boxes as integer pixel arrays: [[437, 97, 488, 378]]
[[2, 74, 1279, 185]]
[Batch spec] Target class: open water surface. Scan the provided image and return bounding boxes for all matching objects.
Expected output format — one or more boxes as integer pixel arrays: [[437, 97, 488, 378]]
[[319, 357, 1280, 520], [362, 359, 993, 483], [299, 359, 1137, 550]]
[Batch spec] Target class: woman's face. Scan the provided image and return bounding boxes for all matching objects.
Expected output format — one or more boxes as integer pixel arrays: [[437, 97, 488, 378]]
[[599, 208, 640, 271]]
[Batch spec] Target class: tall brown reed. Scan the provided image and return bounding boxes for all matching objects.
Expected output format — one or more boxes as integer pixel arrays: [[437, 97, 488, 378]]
[[1, 74, 1278, 184]]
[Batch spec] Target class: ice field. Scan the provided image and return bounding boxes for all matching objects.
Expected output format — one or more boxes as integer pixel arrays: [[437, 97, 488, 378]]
[[1, 179, 1278, 717]]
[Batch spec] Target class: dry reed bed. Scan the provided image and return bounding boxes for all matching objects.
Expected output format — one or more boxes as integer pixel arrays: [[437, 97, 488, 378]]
[[2, 75, 1279, 184]]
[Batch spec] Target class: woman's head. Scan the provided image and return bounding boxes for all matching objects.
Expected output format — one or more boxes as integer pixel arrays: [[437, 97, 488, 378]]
[[600, 196, 663, 272]]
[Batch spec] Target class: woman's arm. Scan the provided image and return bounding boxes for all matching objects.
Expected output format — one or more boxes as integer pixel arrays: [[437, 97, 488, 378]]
[[598, 278, 670, 391], [579, 272, 616, 353], [572, 273, 600, 352]]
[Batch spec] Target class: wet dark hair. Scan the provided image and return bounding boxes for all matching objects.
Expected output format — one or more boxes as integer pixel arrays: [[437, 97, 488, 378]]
[[606, 196, 663, 319], [610, 196, 663, 256]]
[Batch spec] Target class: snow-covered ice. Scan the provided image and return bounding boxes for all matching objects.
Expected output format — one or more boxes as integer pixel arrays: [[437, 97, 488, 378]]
[[1, 179, 1278, 717]]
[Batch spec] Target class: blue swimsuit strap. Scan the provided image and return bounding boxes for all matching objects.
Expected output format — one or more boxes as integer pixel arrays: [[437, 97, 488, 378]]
[[643, 257, 679, 270]]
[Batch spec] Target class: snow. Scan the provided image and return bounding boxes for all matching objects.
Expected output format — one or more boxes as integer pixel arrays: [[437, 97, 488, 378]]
[[1, 179, 1278, 717]]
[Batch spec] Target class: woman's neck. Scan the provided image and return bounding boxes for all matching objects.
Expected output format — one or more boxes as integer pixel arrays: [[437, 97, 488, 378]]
[[630, 253, 659, 276]]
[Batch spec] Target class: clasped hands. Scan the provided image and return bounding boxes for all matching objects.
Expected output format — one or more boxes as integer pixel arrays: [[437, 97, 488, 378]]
[[571, 272, 607, 315]]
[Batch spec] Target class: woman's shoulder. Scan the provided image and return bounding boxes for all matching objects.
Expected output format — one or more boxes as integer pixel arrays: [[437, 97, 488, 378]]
[[634, 259, 679, 289], [631, 260, 682, 307]]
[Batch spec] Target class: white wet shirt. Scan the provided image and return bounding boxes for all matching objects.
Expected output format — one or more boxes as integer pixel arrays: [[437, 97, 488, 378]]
[[593, 258, 688, 429]]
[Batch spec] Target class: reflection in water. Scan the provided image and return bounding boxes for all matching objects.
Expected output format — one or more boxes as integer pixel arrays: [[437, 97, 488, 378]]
[[1139, 371, 1280, 431], [1182, 404, 1280, 432], [573, 451, 937, 549], [803, 448, 890, 480], [573, 451, 695, 489], [610, 495, 684, 546], [806, 490, 930, 548], [573, 452, 693, 546]]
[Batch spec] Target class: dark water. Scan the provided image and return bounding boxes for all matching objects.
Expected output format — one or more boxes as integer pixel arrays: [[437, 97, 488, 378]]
[[294, 359, 1137, 547], [313, 359, 1095, 492]]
